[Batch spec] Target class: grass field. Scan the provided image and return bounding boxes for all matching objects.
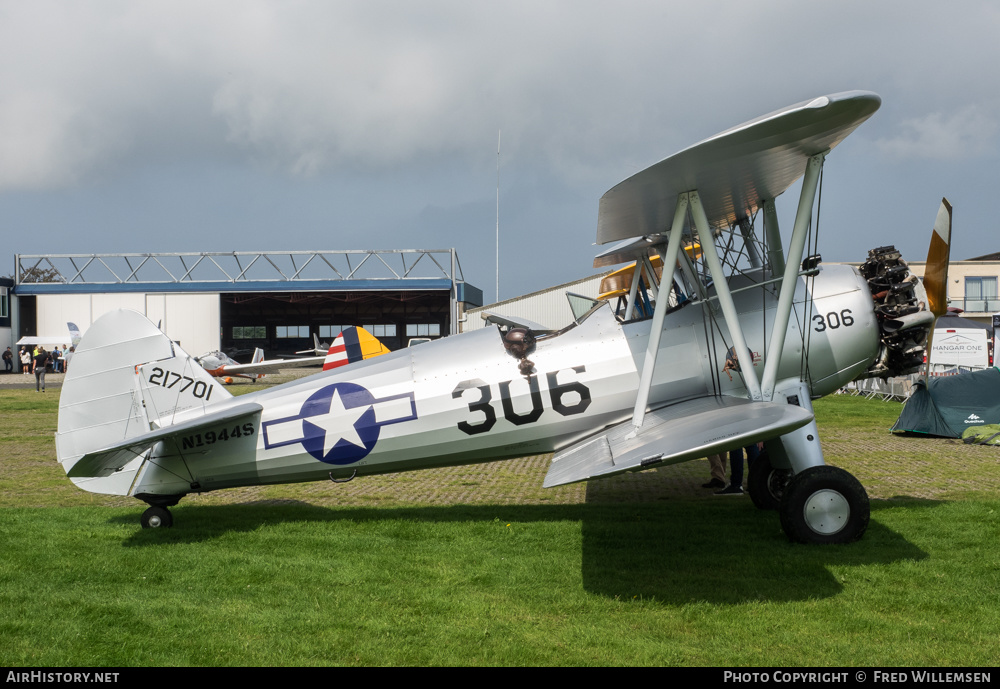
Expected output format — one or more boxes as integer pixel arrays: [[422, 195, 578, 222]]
[[1, 386, 998, 666]]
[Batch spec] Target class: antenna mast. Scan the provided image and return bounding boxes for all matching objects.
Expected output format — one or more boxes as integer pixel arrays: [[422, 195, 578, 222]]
[[496, 129, 501, 303]]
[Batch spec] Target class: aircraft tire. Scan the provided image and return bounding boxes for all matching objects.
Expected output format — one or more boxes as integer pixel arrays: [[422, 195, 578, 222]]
[[779, 466, 869, 544], [140, 506, 173, 529], [746, 451, 791, 511]]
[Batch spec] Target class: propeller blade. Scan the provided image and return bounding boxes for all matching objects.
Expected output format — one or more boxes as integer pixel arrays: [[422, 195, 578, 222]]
[[923, 198, 952, 319], [921, 198, 953, 378]]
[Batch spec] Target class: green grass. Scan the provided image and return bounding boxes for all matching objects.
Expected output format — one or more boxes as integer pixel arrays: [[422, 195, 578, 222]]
[[1, 388, 999, 666]]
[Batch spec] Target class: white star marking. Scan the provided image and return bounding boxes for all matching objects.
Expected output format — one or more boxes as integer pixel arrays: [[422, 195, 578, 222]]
[[305, 388, 369, 457]]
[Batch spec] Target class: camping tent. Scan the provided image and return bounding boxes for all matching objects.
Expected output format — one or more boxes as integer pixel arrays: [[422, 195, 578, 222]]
[[891, 366, 1000, 437]]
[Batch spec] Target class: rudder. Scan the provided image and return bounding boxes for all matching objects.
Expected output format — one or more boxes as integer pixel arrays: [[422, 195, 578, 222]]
[[56, 309, 231, 494]]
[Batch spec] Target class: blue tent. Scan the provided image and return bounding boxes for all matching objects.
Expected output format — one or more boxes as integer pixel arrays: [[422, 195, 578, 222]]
[[891, 367, 1000, 438]]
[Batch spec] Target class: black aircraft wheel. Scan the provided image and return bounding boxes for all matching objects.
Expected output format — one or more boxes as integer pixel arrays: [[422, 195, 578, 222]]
[[140, 506, 173, 529], [779, 466, 869, 544], [747, 451, 791, 511]]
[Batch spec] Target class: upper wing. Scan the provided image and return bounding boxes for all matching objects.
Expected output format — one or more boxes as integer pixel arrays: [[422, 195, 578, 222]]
[[596, 91, 881, 246], [543, 395, 813, 488]]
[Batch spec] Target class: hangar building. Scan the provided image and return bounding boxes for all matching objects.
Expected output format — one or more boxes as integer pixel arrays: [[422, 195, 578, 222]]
[[10, 250, 482, 359]]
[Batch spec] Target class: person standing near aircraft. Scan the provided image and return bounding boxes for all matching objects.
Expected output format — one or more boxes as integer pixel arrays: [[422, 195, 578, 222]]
[[20, 348, 30, 374], [3, 347, 12, 373], [51, 346, 61, 373], [63, 346, 73, 373], [32, 346, 50, 392], [715, 443, 762, 496], [703, 454, 726, 490]]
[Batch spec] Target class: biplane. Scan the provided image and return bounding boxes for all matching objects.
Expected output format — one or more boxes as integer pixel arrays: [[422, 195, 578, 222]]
[[16, 322, 82, 349], [55, 91, 947, 543]]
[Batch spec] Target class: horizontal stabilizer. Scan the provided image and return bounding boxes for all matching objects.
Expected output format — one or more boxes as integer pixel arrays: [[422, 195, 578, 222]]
[[67, 402, 262, 478], [543, 396, 813, 488]]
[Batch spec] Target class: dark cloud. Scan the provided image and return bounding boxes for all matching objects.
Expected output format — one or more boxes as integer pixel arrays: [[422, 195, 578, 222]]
[[1, 1, 998, 296]]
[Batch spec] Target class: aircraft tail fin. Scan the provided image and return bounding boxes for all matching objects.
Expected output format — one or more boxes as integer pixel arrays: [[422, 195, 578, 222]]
[[251, 347, 266, 380], [323, 326, 391, 371], [56, 309, 231, 493], [67, 322, 82, 347]]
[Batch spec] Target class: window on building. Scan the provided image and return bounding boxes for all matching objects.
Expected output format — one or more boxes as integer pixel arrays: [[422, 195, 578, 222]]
[[0, 287, 7, 319], [406, 323, 441, 337], [276, 325, 310, 338], [318, 325, 345, 339], [232, 326, 266, 339], [369, 324, 397, 338], [965, 277, 998, 312]]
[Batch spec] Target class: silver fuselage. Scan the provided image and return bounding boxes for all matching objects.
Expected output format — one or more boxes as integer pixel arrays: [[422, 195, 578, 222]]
[[125, 264, 877, 498]]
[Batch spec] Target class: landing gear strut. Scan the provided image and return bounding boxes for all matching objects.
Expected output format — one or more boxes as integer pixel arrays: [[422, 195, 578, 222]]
[[746, 451, 791, 511], [778, 466, 869, 544]]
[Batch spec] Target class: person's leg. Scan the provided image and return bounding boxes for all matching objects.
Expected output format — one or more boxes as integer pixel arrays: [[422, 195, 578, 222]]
[[715, 448, 745, 494], [705, 454, 727, 487], [730, 447, 745, 487]]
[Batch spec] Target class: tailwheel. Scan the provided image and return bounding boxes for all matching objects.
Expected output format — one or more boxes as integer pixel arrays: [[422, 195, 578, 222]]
[[746, 451, 791, 511], [140, 506, 174, 529], [779, 466, 869, 544]]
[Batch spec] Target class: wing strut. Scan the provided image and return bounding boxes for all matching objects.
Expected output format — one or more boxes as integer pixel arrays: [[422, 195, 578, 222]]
[[738, 218, 763, 269], [624, 259, 643, 321], [763, 199, 784, 276], [760, 152, 827, 401], [639, 254, 660, 295], [630, 194, 689, 430], [689, 191, 763, 401]]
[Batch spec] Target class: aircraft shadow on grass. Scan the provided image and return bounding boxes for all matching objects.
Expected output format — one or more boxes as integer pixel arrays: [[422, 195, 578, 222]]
[[113, 497, 934, 605]]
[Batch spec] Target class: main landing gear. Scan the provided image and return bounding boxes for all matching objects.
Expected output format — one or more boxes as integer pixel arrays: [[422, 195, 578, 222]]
[[746, 451, 791, 511], [779, 466, 869, 544], [747, 456, 870, 544]]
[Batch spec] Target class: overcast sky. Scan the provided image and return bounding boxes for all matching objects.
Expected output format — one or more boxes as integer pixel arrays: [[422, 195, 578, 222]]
[[2, 1, 998, 301]]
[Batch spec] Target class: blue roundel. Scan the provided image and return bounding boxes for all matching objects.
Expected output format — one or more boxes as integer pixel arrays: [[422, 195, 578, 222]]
[[300, 382, 381, 465], [261, 381, 418, 467]]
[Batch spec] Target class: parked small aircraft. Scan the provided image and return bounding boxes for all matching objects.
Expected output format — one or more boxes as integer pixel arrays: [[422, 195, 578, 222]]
[[294, 334, 331, 357], [195, 347, 268, 381], [55, 91, 947, 544], [196, 327, 391, 381], [16, 323, 82, 348]]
